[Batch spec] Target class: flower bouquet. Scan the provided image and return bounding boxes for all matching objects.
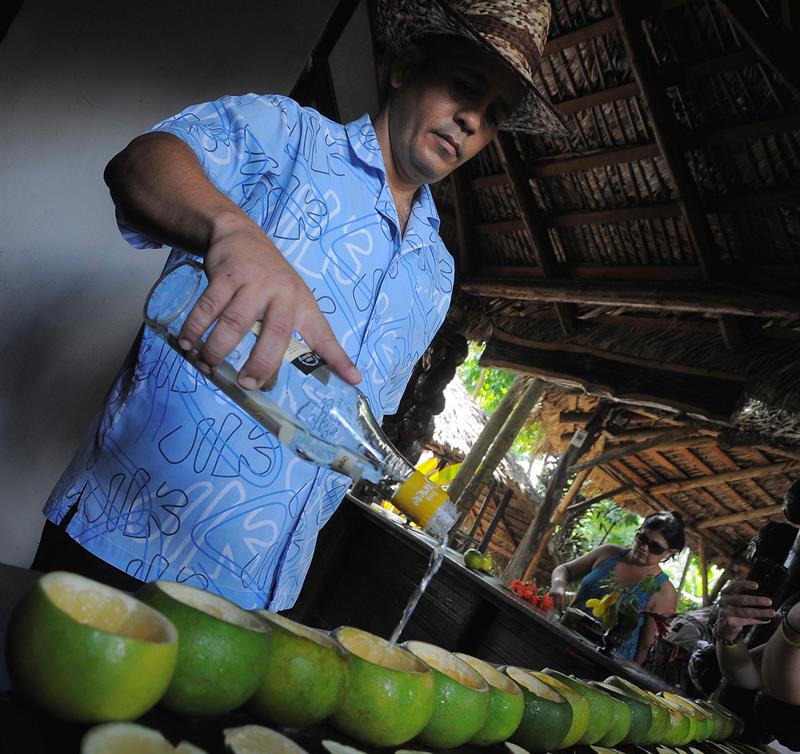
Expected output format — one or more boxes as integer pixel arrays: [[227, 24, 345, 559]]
[[585, 574, 661, 655], [507, 578, 555, 613]]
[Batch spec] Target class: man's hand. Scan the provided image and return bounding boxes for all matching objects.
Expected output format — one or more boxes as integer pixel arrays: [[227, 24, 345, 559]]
[[177, 212, 361, 389], [716, 579, 776, 642]]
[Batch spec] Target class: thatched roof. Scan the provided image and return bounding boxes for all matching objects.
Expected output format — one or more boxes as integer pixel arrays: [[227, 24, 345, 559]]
[[418, 0, 800, 566]]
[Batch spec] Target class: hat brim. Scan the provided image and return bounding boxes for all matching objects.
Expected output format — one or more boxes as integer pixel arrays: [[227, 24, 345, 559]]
[[377, 0, 569, 136]]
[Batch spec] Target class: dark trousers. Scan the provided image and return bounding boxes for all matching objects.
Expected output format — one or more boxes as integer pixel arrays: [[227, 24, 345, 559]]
[[30, 519, 143, 593]]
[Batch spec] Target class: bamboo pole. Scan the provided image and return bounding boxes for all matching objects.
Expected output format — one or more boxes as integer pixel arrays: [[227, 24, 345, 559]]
[[698, 540, 709, 606], [454, 379, 544, 519], [447, 376, 527, 505]]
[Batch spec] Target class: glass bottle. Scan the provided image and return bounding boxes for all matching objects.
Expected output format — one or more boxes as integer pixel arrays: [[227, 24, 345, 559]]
[[144, 260, 457, 540]]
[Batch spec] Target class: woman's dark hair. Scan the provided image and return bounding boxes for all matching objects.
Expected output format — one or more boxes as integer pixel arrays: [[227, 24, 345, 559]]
[[642, 510, 686, 551]]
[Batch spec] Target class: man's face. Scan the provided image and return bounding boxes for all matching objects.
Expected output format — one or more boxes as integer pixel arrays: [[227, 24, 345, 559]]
[[386, 36, 526, 186]]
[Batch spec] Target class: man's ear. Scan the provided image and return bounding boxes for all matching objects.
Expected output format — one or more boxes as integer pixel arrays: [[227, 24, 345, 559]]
[[389, 44, 424, 90]]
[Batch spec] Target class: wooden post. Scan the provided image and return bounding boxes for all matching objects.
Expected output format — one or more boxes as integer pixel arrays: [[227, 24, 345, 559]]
[[447, 376, 527, 504], [504, 403, 611, 582], [675, 550, 693, 606], [698, 540, 709, 607], [454, 379, 544, 520], [478, 489, 515, 552], [467, 479, 498, 538], [521, 437, 608, 581]]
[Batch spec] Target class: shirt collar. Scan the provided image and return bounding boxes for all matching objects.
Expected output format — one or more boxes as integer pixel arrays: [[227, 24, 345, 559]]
[[344, 114, 442, 239]]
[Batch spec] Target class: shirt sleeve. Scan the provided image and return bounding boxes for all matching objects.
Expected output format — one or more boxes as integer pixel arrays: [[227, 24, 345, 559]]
[[116, 94, 301, 249]]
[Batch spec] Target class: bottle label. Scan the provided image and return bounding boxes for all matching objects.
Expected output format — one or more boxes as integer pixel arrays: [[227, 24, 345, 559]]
[[284, 339, 326, 375], [392, 470, 452, 529], [249, 325, 327, 376]]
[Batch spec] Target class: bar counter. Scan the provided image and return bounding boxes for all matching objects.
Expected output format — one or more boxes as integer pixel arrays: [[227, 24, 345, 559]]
[[0, 496, 674, 753], [287, 495, 673, 692]]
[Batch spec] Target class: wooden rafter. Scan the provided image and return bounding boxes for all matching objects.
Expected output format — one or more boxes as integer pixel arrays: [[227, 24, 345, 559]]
[[646, 460, 800, 495], [611, 0, 721, 280], [544, 16, 617, 55], [713, 0, 800, 99], [645, 449, 758, 536], [461, 278, 800, 319], [569, 429, 707, 472], [494, 132, 577, 336], [697, 505, 784, 530], [600, 459, 735, 559], [706, 446, 778, 509]]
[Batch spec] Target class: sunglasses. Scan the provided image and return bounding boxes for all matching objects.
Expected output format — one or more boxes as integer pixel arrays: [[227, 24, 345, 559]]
[[635, 529, 669, 556]]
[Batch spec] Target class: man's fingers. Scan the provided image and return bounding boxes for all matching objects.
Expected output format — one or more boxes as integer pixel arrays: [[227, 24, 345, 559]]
[[200, 287, 261, 369], [239, 303, 294, 389], [303, 317, 361, 385], [179, 281, 234, 353]]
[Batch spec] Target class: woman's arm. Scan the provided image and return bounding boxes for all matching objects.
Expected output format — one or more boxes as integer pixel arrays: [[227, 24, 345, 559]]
[[715, 579, 774, 689], [550, 544, 622, 611], [634, 580, 677, 665], [761, 602, 800, 703]]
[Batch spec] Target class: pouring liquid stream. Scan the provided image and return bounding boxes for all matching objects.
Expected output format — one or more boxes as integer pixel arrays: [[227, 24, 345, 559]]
[[386, 532, 450, 647]]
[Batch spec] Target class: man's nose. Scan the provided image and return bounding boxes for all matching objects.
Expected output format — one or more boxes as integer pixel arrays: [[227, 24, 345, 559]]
[[454, 105, 481, 135]]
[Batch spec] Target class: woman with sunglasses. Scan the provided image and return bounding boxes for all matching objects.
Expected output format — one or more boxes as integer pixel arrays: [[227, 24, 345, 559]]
[[550, 511, 685, 664]]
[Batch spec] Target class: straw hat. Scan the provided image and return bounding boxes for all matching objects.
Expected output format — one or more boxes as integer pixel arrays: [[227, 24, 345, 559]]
[[376, 0, 567, 135]]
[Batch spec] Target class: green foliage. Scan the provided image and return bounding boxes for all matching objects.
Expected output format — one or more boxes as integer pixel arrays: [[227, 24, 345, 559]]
[[564, 500, 642, 560], [457, 341, 545, 462]]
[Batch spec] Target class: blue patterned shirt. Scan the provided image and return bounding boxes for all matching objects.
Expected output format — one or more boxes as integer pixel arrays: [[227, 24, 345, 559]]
[[44, 94, 454, 610]]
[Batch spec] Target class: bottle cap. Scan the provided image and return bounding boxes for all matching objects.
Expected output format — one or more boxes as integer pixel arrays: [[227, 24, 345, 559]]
[[392, 470, 454, 531]]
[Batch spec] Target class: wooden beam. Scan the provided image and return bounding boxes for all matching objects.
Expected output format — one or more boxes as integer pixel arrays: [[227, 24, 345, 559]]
[[555, 82, 639, 114], [611, 0, 721, 281], [494, 132, 577, 335], [549, 203, 681, 228], [676, 447, 763, 529], [492, 329, 745, 381], [570, 429, 701, 472], [646, 449, 758, 537], [714, 0, 800, 99], [544, 16, 618, 55], [495, 133, 561, 277], [707, 445, 779, 508], [482, 338, 744, 423], [529, 143, 661, 177], [703, 112, 800, 145], [697, 504, 784, 530], [647, 461, 800, 495], [459, 278, 800, 319]]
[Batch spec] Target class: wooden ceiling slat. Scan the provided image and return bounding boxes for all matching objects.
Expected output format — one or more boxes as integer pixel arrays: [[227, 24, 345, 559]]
[[706, 445, 779, 508], [544, 16, 618, 56]]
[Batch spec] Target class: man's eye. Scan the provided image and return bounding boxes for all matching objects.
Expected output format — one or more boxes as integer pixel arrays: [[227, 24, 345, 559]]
[[454, 77, 480, 96]]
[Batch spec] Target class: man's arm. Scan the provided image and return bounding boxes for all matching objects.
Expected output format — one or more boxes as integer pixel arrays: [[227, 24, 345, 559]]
[[105, 132, 361, 389]]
